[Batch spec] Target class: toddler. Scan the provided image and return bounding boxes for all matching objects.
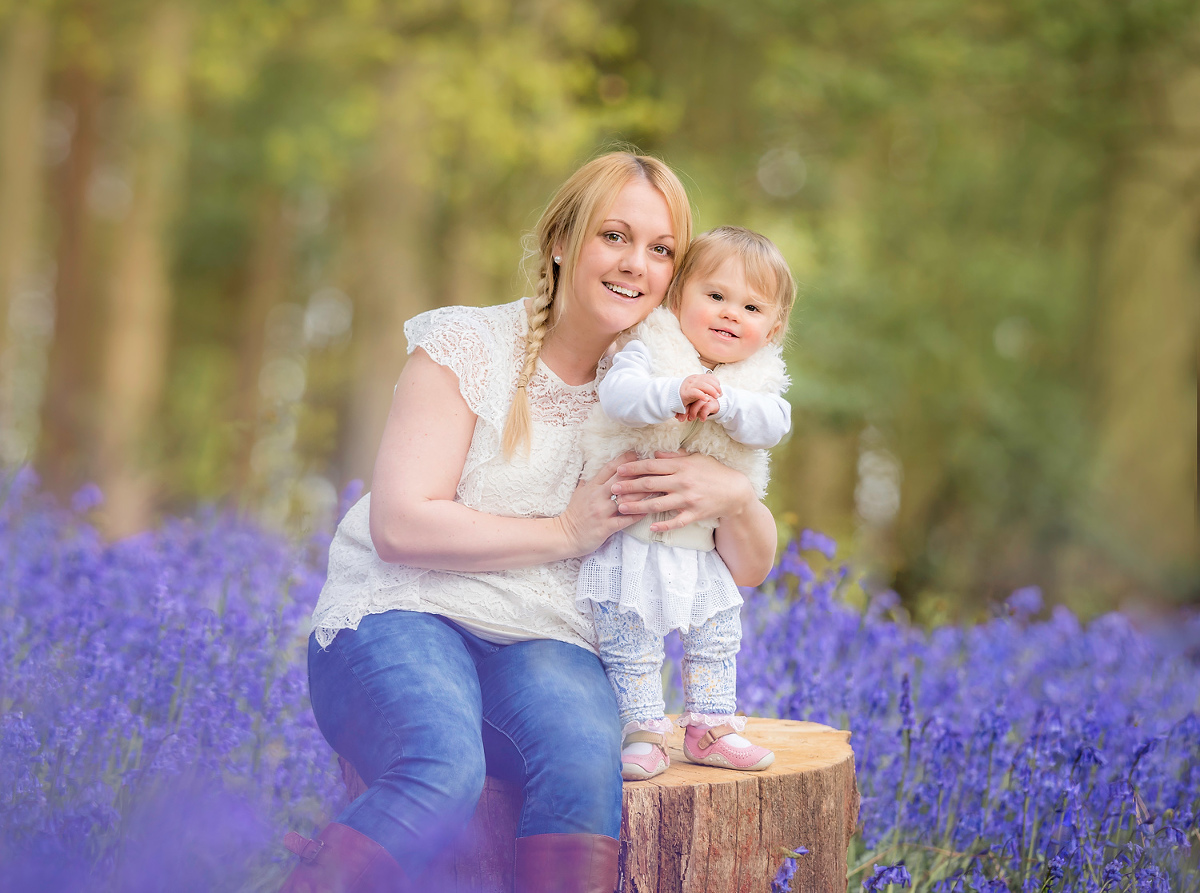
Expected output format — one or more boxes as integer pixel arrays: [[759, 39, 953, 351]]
[[577, 226, 794, 780]]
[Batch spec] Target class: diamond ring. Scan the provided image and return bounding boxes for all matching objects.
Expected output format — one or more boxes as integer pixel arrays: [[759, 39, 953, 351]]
[[610, 494, 620, 503]]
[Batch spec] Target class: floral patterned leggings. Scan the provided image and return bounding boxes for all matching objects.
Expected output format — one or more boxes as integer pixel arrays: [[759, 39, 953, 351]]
[[591, 601, 741, 729]]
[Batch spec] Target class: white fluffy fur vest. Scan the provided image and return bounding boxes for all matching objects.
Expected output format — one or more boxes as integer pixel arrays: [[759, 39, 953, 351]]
[[579, 307, 789, 499]]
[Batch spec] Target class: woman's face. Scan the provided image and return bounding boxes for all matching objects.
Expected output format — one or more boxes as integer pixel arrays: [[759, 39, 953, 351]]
[[566, 177, 677, 338]]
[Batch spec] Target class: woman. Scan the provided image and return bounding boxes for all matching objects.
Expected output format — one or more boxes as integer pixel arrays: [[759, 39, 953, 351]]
[[281, 152, 779, 893]]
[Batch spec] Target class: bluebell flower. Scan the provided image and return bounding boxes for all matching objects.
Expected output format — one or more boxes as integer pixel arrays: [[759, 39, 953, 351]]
[[799, 528, 837, 560], [1005, 586, 1043, 619], [7, 473, 1200, 890], [771, 846, 808, 892], [864, 862, 912, 890], [69, 483, 105, 514], [899, 675, 914, 733]]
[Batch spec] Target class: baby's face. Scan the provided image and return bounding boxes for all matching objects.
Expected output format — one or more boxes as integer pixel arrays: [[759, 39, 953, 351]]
[[675, 254, 780, 368]]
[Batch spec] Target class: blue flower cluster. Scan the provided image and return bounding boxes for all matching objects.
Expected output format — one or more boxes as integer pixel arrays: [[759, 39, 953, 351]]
[[724, 539, 1200, 892], [3, 468, 1197, 891], [0, 469, 344, 890]]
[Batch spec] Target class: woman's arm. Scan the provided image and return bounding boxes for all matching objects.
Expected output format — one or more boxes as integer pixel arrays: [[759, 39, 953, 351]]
[[610, 452, 778, 586], [369, 348, 638, 570]]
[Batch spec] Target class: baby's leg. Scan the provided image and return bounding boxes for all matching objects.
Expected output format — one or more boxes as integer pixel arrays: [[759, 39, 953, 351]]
[[678, 605, 741, 721], [591, 601, 668, 728], [679, 607, 774, 770], [592, 601, 674, 780]]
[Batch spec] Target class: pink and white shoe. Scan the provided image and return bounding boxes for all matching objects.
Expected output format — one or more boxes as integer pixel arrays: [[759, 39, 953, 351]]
[[620, 730, 669, 781], [682, 723, 775, 771]]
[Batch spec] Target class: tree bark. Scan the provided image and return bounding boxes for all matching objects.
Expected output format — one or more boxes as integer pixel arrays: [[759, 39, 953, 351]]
[[230, 189, 292, 498], [0, 9, 51, 464], [336, 717, 859, 893], [38, 43, 102, 495], [96, 2, 190, 536], [1089, 55, 1200, 592], [340, 64, 436, 486]]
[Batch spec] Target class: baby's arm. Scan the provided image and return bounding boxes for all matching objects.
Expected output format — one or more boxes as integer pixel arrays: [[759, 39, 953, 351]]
[[598, 340, 689, 426], [710, 388, 791, 449]]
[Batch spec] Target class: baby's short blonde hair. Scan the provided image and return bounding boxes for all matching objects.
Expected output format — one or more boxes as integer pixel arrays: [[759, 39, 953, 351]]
[[664, 226, 796, 342]]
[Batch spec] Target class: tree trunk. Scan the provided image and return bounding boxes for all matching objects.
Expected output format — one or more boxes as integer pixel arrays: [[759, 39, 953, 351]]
[[230, 189, 292, 498], [96, 2, 190, 537], [335, 717, 859, 893], [341, 64, 436, 486], [38, 47, 102, 495], [0, 9, 51, 465], [1089, 55, 1200, 593]]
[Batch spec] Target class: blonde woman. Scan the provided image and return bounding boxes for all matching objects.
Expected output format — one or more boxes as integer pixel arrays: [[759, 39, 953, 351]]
[[281, 153, 779, 893]]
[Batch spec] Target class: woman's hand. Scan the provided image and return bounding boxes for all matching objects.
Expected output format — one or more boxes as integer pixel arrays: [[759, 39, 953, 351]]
[[611, 451, 752, 530], [554, 452, 642, 556], [611, 450, 778, 585]]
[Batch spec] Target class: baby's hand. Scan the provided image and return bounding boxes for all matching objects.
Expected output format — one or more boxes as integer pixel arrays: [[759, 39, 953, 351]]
[[674, 395, 721, 422], [678, 374, 721, 407], [676, 375, 721, 422]]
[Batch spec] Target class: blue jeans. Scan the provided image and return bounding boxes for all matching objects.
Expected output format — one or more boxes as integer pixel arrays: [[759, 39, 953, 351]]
[[307, 610, 623, 876]]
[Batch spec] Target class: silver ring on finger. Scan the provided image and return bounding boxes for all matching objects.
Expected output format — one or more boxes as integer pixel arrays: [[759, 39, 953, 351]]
[[610, 493, 620, 503]]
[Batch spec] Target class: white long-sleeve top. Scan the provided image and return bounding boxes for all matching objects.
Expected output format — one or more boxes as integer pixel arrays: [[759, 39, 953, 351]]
[[598, 340, 792, 450]]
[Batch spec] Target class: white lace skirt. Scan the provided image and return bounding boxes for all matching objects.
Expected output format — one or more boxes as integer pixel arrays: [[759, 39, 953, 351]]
[[575, 531, 743, 637]]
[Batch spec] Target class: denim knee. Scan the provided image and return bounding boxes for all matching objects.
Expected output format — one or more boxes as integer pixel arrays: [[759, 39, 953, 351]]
[[520, 718, 622, 839], [343, 733, 487, 871]]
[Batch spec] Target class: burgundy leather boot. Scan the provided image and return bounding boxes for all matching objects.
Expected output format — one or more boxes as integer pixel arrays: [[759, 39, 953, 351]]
[[513, 833, 620, 893], [279, 823, 408, 893]]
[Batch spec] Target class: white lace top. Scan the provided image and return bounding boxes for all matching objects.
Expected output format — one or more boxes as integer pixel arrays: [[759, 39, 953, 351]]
[[311, 299, 608, 653]]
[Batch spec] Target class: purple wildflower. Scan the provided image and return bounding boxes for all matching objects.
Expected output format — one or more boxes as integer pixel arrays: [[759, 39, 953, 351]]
[[864, 863, 912, 891], [771, 847, 808, 892], [69, 483, 104, 514], [799, 528, 837, 560], [1005, 586, 1042, 618]]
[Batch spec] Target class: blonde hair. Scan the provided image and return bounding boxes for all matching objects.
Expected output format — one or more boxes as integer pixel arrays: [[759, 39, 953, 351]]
[[664, 226, 796, 341], [502, 152, 693, 456]]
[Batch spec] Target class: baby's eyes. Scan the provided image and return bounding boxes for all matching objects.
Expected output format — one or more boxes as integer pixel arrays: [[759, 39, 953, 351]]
[[708, 292, 724, 302], [745, 304, 761, 313]]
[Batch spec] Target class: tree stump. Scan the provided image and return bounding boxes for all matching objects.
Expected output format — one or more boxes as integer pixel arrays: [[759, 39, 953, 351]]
[[337, 717, 858, 892]]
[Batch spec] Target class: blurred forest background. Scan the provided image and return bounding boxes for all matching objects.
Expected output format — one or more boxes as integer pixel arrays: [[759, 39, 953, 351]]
[[0, 0, 1196, 619]]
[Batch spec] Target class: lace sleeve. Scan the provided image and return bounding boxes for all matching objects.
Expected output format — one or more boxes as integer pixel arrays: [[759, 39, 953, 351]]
[[404, 302, 522, 485], [405, 304, 516, 433]]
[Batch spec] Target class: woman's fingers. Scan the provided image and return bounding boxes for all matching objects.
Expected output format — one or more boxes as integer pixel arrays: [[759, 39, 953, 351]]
[[614, 450, 756, 527], [614, 454, 683, 480], [650, 509, 696, 532]]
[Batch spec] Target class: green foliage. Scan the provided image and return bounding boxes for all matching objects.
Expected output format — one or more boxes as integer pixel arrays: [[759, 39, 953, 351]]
[[7, 0, 1197, 608], [627, 0, 1198, 608]]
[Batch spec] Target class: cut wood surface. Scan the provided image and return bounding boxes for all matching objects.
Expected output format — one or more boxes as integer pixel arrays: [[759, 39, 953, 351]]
[[337, 717, 858, 893]]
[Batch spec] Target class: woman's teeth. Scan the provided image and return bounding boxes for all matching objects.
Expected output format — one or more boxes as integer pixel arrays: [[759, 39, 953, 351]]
[[605, 283, 640, 298]]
